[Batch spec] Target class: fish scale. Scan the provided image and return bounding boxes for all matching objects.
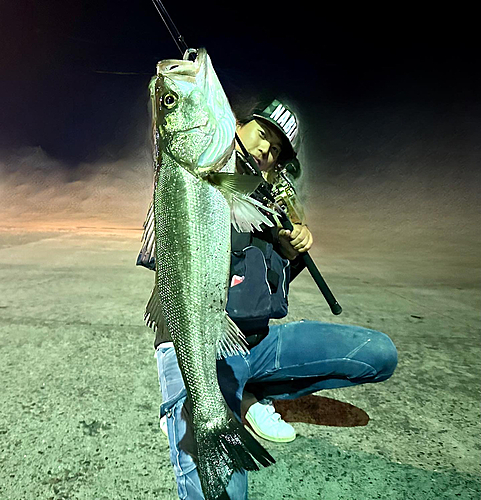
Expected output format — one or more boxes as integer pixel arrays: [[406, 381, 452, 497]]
[[144, 48, 275, 500], [154, 154, 231, 418]]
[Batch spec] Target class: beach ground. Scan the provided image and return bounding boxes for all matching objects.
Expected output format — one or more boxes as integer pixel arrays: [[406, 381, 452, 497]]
[[0, 210, 479, 499]]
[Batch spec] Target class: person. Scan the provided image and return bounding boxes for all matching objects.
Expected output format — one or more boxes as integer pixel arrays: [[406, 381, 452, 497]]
[[142, 99, 398, 499]]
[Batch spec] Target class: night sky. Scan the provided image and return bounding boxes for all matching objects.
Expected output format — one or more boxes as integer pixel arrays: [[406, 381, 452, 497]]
[[0, 1, 479, 229], [1, 2, 477, 159]]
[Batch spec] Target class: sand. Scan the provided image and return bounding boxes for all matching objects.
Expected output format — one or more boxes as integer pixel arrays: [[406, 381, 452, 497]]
[[0, 195, 479, 499]]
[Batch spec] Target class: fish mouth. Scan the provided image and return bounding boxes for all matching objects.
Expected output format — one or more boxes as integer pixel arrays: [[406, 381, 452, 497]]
[[156, 48, 207, 80]]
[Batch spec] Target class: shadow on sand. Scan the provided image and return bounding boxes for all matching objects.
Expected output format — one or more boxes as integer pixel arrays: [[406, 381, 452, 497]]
[[275, 394, 370, 427]]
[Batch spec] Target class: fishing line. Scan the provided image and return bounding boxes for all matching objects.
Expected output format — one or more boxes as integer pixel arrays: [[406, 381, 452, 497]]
[[151, 0, 189, 55], [149, 0, 342, 315]]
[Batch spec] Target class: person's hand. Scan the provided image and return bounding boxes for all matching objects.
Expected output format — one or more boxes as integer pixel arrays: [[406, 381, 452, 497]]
[[278, 223, 313, 260]]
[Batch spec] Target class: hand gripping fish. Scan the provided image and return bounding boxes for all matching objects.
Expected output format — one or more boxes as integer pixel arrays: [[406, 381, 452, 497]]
[[143, 48, 275, 499]]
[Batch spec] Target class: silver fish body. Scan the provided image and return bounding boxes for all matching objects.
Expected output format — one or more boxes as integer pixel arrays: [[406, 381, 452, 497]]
[[145, 48, 274, 499]]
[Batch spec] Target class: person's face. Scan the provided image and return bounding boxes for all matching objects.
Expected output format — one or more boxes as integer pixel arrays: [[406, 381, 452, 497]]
[[235, 119, 283, 172]]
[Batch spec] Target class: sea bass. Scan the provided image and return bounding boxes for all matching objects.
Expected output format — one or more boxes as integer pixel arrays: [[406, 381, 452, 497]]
[[143, 48, 275, 499]]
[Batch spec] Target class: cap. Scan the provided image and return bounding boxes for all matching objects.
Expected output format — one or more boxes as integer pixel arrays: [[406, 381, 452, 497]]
[[252, 99, 299, 161]]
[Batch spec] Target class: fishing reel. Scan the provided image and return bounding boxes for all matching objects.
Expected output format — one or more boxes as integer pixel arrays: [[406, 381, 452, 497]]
[[277, 156, 301, 180], [234, 151, 305, 225], [267, 156, 306, 225]]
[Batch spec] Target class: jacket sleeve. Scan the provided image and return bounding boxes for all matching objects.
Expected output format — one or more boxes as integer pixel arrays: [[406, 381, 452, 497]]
[[253, 224, 306, 283]]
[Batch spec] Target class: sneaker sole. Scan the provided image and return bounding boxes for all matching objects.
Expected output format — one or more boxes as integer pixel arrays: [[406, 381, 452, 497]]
[[160, 417, 168, 437], [244, 413, 296, 443]]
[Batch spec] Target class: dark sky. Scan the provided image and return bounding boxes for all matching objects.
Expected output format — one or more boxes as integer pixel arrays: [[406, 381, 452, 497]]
[[1, 0, 479, 173]]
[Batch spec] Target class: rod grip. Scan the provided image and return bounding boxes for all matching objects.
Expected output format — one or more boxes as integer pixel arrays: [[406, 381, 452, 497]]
[[281, 217, 342, 315], [301, 253, 342, 315]]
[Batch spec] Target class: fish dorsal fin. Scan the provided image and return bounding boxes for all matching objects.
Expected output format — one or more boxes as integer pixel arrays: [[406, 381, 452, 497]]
[[216, 313, 250, 359], [206, 173, 277, 232], [137, 200, 156, 268]]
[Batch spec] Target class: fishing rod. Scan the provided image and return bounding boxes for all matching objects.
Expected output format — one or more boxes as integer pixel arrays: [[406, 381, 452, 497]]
[[151, 0, 188, 54], [150, 0, 342, 315], [235, 142, 342, 315]]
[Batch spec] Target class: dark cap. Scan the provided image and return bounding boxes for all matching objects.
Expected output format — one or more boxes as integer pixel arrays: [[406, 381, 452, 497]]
[[252, 99, 299, 161]]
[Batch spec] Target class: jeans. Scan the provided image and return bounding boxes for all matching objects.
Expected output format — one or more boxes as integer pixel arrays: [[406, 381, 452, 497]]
[[155, 320, 398, 499]]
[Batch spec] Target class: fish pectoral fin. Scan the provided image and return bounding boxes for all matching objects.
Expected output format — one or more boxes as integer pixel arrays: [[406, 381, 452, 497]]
[[206, 172, 262, 194], [229, 194, 276, 232], [206, 173, 277, 232], [216, 313, 250, 359]]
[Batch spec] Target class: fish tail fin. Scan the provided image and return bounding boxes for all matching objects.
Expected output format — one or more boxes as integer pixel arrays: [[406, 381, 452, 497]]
[[195, 407, 275, 499], [216, 313, 249, 359], [206, 172, 277, 232]]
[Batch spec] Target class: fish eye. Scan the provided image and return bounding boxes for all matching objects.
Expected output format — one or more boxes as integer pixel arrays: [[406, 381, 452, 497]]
[[162, 92, 178, 109]]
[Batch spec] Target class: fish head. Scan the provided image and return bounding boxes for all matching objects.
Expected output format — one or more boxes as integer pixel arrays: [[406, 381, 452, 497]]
[[151, 48, 235, 175]]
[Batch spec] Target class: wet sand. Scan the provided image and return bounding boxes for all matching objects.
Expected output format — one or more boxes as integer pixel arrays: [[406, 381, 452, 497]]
[[0, 200, 479, 499]]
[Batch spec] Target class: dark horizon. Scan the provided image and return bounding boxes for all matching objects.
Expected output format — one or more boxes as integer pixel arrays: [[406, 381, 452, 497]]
[[1, 1, 479, 171]]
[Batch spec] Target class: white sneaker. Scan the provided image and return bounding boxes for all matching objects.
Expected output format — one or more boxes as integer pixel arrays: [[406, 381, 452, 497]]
[[160, 415, 168, 437], [245, 401, 296, 443]]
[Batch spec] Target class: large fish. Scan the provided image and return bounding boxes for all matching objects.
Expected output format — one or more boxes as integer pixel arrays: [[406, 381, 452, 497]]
[[142, 48, 275, 499]]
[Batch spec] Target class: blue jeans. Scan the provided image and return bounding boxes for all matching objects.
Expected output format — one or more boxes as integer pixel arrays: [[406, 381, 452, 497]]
[[155, 320, 398, 499]]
